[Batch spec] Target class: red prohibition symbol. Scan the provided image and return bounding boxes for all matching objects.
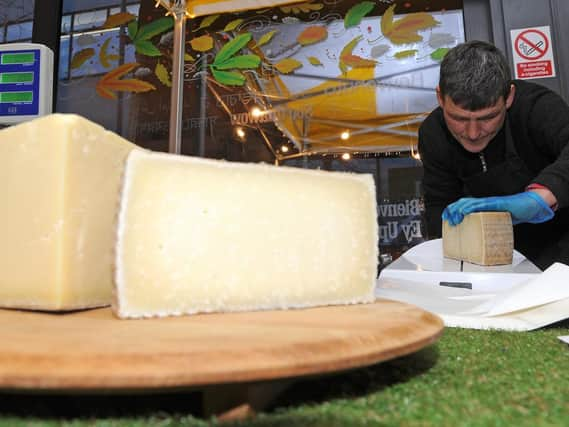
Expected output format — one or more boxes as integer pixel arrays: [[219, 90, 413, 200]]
[[515, 29, 548, 60]]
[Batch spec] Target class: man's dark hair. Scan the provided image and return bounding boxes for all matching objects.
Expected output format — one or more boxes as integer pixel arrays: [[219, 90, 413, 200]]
[[439, 40, 512, 110]]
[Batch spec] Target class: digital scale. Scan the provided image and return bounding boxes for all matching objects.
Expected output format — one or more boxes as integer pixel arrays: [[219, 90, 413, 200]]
[[0, 43, 53, 125]]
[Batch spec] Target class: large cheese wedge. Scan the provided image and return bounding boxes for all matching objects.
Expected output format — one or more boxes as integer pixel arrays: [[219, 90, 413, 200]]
[[442, 212, 513, 266], [114, 150, 378, 318], [0, 114, 138, 310]]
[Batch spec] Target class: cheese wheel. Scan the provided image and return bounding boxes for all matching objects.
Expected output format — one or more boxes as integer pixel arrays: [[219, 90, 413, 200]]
[[0, 114, 138, 310], [442, 212, 513, 266], [114, 150, 378, 318]]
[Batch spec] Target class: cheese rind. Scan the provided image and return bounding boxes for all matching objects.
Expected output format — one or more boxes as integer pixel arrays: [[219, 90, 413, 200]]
[[442, 212, 513, 266], [0, 114, 138, 310], [114, 150, 378, 318]]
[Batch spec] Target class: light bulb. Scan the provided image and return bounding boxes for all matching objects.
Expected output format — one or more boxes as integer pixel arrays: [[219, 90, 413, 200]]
[[250, 107, 262, 118]]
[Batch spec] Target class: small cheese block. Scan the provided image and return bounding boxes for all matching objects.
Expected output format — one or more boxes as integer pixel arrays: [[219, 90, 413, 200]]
[[114, 150, 378, 318], [0, 114, 138, 310], [442, 212, 513, 266]]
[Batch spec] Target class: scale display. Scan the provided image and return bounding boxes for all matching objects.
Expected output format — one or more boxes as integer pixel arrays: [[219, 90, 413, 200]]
[[0, 43, 53, 124]]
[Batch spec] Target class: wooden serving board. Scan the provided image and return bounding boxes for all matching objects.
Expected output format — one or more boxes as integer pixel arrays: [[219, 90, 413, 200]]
[[0, 299, 443, 391]]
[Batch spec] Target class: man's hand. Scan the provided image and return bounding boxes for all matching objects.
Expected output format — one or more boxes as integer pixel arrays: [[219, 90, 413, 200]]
[[442, 192, 555, 226]]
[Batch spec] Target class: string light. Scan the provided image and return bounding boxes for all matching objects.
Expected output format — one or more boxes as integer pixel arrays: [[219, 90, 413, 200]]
[[236, 127, 245, 139], [340, 130, 350, 140], [250, 107, 263, 118], [410, 145, 421, 160], [281, 145, 289, 153], [341, 153, 351, 160]]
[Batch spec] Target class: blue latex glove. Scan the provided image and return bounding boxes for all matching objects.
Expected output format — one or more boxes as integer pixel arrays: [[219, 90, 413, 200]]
[[442, 192, 554, 226]]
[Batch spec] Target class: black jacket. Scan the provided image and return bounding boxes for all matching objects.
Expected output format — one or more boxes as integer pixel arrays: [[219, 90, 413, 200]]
[[418, 80, 569, 269]]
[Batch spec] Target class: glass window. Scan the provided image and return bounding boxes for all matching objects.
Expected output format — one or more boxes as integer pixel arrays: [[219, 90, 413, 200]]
[[55, 0, 465, 261], [73, 10, 108, 32], [57, 1, 143, 130], [67, 29, 135, 78], [60, 15, 72, 34], [58, 35, 70, 80], [0, 0, 34, 43], [126, 4, 140, 15], [6, 21, 33, 42]]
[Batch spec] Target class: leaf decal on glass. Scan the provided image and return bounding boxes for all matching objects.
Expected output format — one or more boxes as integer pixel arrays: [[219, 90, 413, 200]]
[[99, 37, 120, 68], [380, 3, 395, 35], [339, 36, 376, 74], [380, 4, 439, 45], [184, 53, 195, 62], [307, 56, 323, 66], [274, 58, 302, 74], [342, 54, 377, 69], [155, 62, 171, 87], [96, 63, 155, 99], [135, 17, 174, 41], [211, 33, 259, 87], [134, 40, 162, 57], [190, 35, 214, 52], [370, 44, 390, 58], [127, 21, 138, 40], [70, 48, 95, 69], [345, 1, 375, 29], [214, 55, 260, 70], [428, 33, 456, 49], [195, 14, 220, 31], [430, 47, 449, 62], [224, 19, 244, 32], [257, 30, 277, 48], [280, 2, 324, 14], [214, 33, 252, 65], [297, 25, 328, 46], [210, 68, 246, 86], [101, 12, 136, 29], [394, 49, 417, 59], [76, 34, 97, 47], [129, 17, 173, 57]]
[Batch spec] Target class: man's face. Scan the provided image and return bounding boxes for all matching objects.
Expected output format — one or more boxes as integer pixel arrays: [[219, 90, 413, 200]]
[[437, 85, 515, 153]]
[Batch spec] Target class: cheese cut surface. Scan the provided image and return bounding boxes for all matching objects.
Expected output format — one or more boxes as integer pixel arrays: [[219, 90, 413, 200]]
[[114, 150, 378, 318], [0, 114, 138, 310], [442, 212, 513, 266]]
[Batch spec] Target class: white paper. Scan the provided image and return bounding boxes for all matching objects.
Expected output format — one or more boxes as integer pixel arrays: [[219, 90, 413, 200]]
[[376, 252, 569, 331], [559, 336, 569, 345], [484, 263, 569, 316]]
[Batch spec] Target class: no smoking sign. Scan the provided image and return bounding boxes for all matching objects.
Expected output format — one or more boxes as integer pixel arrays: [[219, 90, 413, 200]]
[[510, 26, 556, 79], [515, 29, 548, 60]]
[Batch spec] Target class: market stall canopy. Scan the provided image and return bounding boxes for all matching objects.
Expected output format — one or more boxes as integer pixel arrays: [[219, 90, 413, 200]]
[[179, 0, 308, 18], [258, 67, 428, 154]]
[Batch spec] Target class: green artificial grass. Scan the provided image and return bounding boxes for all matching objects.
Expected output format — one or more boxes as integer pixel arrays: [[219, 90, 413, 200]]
[[1, 321, 568, 427]]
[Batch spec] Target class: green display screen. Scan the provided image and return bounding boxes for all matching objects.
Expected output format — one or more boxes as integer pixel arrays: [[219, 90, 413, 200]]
[[0, 91, 33, 103], [1, 52, 35, 65], [0, 72, 34, 84]]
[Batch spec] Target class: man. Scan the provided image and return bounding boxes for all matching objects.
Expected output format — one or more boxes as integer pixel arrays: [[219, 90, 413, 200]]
[[418, 40, 569, 270]]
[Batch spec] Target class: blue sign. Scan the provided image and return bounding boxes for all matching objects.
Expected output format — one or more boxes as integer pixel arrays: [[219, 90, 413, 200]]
[[0, 49, 40, 117]]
